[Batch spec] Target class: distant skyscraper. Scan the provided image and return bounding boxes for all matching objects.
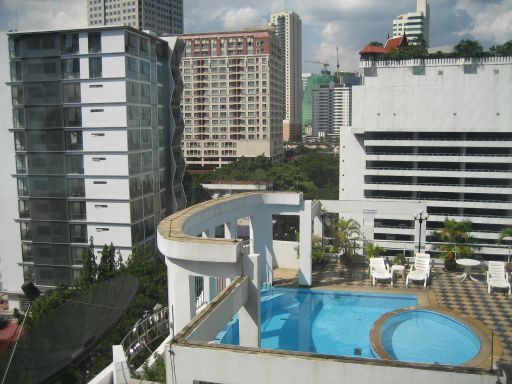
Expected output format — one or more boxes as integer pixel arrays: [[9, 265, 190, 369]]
[[87, 0, 184, 35], [270, 12, 302, 143], [5, 27, 185, 300], [392, 0, 430, 46], [178, 30, 284, 171]]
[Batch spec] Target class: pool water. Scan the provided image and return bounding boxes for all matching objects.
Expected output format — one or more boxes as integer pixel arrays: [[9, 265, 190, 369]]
[[215, 287, 416, 358], [380, 310, 481, 365]]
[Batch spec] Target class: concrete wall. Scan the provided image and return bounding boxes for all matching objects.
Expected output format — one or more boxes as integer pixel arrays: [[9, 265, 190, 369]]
[[273, 240, 299, 269], [165, 343, 497, 384]]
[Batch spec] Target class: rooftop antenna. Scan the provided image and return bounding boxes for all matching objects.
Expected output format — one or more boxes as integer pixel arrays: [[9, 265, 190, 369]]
[[15, 11, 19, 31]]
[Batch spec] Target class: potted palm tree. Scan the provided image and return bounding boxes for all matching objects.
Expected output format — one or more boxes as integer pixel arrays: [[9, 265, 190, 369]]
[[364, 242, 385, 264], [435, 219, 478, 271], [334, 218, 362, 266]]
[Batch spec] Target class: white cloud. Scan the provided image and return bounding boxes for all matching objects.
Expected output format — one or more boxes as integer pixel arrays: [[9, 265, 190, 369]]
[[221, 7, 267, 30]]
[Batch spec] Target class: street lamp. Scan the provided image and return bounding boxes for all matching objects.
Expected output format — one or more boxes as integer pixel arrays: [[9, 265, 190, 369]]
[[412, 209, 429, 253]]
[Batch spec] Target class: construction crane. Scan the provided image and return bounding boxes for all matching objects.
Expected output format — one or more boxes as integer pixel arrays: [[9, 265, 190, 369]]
[[305, 60, 330, 75]]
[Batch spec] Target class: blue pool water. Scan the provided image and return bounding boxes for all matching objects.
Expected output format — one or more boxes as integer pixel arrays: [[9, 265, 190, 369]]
[[215, 287, 417, 358], [380, 310, 481, 365]]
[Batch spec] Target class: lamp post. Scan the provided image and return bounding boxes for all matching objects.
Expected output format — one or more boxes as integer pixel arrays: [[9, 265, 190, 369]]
[[412, 209, 429, 253]]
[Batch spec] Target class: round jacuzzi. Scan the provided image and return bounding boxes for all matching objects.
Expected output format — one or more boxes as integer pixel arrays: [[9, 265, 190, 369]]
[[370, 307, 497, 367]]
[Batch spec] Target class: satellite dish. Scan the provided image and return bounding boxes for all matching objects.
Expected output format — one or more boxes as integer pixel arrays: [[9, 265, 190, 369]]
[[0, 275, 139, 384]]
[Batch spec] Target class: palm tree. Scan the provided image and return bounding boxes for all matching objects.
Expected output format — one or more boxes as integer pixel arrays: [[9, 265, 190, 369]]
[[498, 228, 512, 262], [435, 219, 478, 269], [364, 242, 385, 263], [334, 218, 362, 263]]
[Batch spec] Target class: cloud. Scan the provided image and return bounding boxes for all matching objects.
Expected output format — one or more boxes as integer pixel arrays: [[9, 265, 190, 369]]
[[220, 7, 267, 30]]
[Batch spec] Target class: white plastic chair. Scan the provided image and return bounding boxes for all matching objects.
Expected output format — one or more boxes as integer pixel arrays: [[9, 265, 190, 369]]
[[406, 253, 430, 288], [487, 261, 511, 295], [369, 257, 393, 286]]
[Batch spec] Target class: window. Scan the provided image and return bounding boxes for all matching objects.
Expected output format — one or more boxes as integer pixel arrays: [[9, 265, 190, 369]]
[[89, 57, 102, 78], [62, 58, 80, 79], [68, 201, 86, 220], [66, 155, 84, 174], [14, 132, 26, 151], [65, 131, 83, 150], [88, 32, 101, 53], [63, 107, 82, 127], [70, 224, 88, 243], [10, 61, 22, 81], [18, 199, 30, 218], [16, 155, 27, 174], [61, 33, 79, 54], [62, 83, 81, 103], [67, 178, 85, 197], [13, 108, 25, 129], [11, 86, 24, 106], [17, 178, 29, 196]]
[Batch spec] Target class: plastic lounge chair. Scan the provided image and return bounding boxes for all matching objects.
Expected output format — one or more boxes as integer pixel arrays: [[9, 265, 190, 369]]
[[369, 257, 393, 286], [406, 253, 430, 288], [415, 253, 431, 282], [487, 261, 511, 295]]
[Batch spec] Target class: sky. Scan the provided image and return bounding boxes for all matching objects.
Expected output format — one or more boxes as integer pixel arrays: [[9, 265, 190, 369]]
[[0, 0, 511, 72]]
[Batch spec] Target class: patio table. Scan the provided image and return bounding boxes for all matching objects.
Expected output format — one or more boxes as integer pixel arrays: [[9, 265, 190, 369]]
[[456, 258, 480, 283]]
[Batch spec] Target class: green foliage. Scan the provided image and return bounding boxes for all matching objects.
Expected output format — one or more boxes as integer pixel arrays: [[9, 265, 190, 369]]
[[364, 242, 385, 262], [192, 148, 339, 201], [97, 243, 118, 282], [498, 227, 512, 243], [368, 41, 383, 47], [385, 34, 427, 60], [434, 219, 479, 261], [141, 355, 166, 383], [393, 253, 408, 266], [273, 215, 299, 241], [312, 235, 326, 265], [490, 40, 512, 56], [454, 39, 485, 58], [77, 237, 98, 289], [334, 218, 362, 258], [182, 170, 212, 206]]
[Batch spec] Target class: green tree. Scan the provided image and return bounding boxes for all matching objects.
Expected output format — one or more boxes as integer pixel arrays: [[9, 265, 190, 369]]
[[311, 235, 326, 264], [368, 41, 383, 47], [454, 39, 485, 58], [498, 227, 512, 262], [364, 242, 385, 262], [435, 219, 478, 261], [97, 243, 118, 281], [334, 218, 362, 258], [489, 40, 512, 56], [78, 237, 97, 289], [141, 355, 166, 383]]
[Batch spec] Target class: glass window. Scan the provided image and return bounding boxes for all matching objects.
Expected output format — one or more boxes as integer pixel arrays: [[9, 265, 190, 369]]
[[143, 194, 154, 216], [8, 36, 21, 58], [16, 154, 27, 174], [62, 58, 80, 79], [65, 131, 83, 150], [62, 83, 81, 103], [141, 129, 152, 149], [129, 153, 142, 174], [140, 60, 150, 81], [27, 131, 63, 151], [129, 176, 142, 198], [142, 173, 153, 194], [10, 61, 22, 81], [67, 178, 85, 197], [142, 151, 152, 172], [63, 107, 82, 127], [26, 106, 62, 129], [17, 178, 29, 196], [18, 199, 30, 218], [89, 57, 102, 78], [140, 38, 149, 58], [70, 224, 87, 243], [130, 199, 143, 221], [131, 221, 144, 243], [88, 32, 101, 53], [68, 201, 86, 220], [144, 216, 155, 238], [29, 177, 66, 198], [61, 33, 79, 54], [126, 56, 138, 79], [125, 32, 139, 55], [22, 244, 33, 263], [14, 132, 26, 151], [11, 86, 24, 106], [71, 247, 84, 265], [20, 222, 32, 241], [66, 155, 84, 174], [13, 108, 25, 128]]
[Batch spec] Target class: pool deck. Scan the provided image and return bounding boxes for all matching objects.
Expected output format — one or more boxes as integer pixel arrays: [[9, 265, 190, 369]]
[[273, 262, 512, 381]]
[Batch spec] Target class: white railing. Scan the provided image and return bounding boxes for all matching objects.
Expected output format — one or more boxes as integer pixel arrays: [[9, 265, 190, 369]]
[[360, 56, 512, 68]]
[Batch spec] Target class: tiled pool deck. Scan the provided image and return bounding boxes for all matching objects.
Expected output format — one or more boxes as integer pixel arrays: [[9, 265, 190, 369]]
[[273, 262, 512, 382]]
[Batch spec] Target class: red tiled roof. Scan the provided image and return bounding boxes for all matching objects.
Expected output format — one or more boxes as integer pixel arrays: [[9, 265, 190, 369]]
[[359, 45, 387, 54], [359, 35, 408, 55]]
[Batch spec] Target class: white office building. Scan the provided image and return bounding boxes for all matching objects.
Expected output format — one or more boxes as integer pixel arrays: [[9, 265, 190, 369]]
[[87, 0, 184, 35], [312, 83, 352, 137], [4, 27, 185, 302], [392, 0, 430, 46], [270, 12, 302, 143], [341, 57, 512, 259]]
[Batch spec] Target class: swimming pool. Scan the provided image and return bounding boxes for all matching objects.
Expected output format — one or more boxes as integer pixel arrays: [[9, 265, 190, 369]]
[[215, 287, 417, 358]]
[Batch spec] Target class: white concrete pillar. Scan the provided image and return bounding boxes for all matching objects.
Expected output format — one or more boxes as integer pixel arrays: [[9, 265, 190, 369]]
[[362, 209, 376, 242], [239, 253, 261, 348], [250, 212, 274, 283], [167, 261, 196, 334], [224, 221, 236, 239], [299, 200, 313, 286], [313, 216, 322, 239]]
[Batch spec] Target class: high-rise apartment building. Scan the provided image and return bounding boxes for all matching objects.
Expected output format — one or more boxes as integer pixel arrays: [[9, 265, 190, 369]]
[[5, 27, 185, 299], [341, 57, 512, 259], [87, 0, 184, 35], [178, 30, 284, 171], [269, 12, 302, 143], [392, 0, 430, 46]]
